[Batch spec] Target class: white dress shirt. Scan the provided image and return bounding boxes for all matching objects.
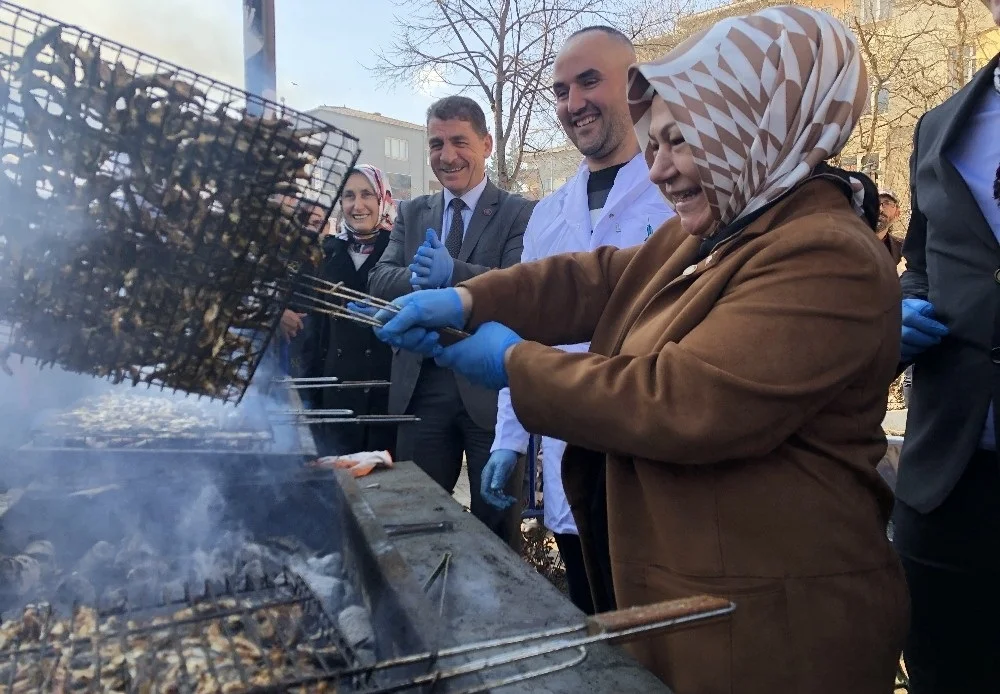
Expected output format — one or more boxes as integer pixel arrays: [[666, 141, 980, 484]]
[[441, 175, 489, 244], [948, 86, 1000, 450]]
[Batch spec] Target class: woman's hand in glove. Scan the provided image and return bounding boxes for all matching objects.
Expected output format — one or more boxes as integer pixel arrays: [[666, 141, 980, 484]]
[[480, 449, 520, 509], [348, 288, 466, 345], [434, 322, 523, 391]]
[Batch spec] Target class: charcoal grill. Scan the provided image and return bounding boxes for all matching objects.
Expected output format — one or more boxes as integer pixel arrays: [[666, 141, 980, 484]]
[[0, 0, 361, 404], [0, 565, 733, 694]]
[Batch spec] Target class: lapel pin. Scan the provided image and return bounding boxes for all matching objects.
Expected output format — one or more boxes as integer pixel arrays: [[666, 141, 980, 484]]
[[483, 207, 494, 216]]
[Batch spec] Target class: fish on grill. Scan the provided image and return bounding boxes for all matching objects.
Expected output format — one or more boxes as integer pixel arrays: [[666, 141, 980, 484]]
[[35, 391, 269, 448], [0, 599, 344, 692], [0, 13, 358, 403]]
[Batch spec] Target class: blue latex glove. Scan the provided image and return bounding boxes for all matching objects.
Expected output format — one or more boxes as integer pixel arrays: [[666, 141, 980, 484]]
[[901, 298, 949, 361], [434, 322, 523, 391], [409, 229, 455, 289], [480, 449, 519, 510], [347, 288, 463, 356]]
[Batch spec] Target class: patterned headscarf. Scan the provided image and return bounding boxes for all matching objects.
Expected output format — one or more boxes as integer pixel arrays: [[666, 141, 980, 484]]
[[627, 5, 868, 230], [337, 164, 396, 250]]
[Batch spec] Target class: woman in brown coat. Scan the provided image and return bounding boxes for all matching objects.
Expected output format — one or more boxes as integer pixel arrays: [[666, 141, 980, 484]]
[[355, 7, 908, 693]]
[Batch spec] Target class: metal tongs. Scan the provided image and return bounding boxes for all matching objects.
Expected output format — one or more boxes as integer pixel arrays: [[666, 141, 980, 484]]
[[285, 274, 470, 346], [276, 595, 735, 694]]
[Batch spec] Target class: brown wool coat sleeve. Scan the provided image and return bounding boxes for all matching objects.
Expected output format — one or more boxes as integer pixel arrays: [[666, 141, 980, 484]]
[[458, 245, 641, 347], [499, 227, 900, 464]]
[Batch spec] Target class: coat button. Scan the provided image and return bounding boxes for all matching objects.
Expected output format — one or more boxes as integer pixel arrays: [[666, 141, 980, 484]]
[[993, 347, 1000, 365], [994, 268, 1000, 284], [336, 349, 343, 357], [682, 264, 697, 276], [365, 349, 372, 358]]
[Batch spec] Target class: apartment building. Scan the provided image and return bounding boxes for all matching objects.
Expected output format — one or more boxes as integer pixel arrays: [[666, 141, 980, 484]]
[[307, 106, 438, 201]]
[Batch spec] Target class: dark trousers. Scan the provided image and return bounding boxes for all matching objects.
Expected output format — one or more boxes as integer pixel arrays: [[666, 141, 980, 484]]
[[554, 532, 595, 615], [892, 450, 1000, 693], [398, 363, 521, 546]]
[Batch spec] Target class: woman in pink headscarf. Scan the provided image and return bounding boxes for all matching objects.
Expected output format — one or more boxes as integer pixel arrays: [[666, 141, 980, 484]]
[[302, 165, 398, 456]]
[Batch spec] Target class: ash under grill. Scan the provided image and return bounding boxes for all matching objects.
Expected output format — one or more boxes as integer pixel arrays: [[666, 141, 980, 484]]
[[0, 569, 366, 693]]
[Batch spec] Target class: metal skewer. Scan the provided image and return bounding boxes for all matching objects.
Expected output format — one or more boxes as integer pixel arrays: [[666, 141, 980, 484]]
[[283, 276, 471, 343], [259, 595, 734, 693], [272, 377, 390, 390]]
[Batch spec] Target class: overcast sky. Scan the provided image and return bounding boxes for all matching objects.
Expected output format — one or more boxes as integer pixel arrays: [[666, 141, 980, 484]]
[[17, 0, 444, 124]]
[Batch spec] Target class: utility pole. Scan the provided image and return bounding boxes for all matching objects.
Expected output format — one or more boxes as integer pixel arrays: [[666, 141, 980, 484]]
[[242, 0, 277, 116]]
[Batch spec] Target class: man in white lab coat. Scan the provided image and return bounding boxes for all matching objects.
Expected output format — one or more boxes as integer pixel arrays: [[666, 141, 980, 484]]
[[480, 25, 674, 614]]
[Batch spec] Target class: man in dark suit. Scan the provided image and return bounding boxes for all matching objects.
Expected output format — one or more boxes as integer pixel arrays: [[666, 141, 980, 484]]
[[368, 96, 534, 543], [893, 5, 1000, 689]]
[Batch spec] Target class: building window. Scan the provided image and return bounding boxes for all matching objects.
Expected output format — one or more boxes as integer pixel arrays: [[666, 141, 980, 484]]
[[384, 137, 409, 161], [875, 85, 890, 114], [948, 45, 977, 91], [386, 172, 412, 201]]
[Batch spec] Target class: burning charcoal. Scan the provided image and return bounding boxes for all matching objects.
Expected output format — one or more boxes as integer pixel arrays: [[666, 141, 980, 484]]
[[238, 558, 266, 587], [354, 646, 377, 668], [337, 605, 373, 650], [0, 487, 24, 518], [101, 586, 128, 612], [264, 536, 312, 557], [22, 539, 55, 565], [55, 572, 97, 606], [114, 534, 156, 572], [160, 579, 185, 602], [77, 540, 116, 576], [306, 552, 342, 577], [301, 573, 344, 614], [0, 554, 42, 594]]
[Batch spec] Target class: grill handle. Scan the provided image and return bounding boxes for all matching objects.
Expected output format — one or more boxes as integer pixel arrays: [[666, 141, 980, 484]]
[[585, 594, 732, 643]]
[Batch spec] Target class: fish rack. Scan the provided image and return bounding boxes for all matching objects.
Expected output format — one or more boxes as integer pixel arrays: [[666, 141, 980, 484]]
[[0, 566, 735, 694], [0, 1, 361, 404], [26, 391, 276, 452], [0, 569, 370, 693]]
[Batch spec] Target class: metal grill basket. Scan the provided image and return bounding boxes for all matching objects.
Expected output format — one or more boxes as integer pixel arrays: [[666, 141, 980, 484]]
[[0, 569, 368, 693], [0, 1, 361, 403]]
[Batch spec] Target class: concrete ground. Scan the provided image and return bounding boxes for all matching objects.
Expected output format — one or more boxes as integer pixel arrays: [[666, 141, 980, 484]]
[[883, 408, 908, 435]]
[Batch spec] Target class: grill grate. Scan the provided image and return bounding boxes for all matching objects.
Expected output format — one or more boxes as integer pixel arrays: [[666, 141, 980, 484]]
[[0, 569, 366, 693], [0, 1, 360, 404], [27, 391, 276, 451]]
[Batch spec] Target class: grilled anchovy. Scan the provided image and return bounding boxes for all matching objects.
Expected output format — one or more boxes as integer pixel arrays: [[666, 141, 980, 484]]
[[0, 24, 339, 402]]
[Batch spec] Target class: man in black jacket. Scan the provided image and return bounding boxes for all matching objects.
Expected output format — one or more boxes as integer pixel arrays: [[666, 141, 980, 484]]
[[368, 96, 534, 543], [893, 6, 1000, 689]]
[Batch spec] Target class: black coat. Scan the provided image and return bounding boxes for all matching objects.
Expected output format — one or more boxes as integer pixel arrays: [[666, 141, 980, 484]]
[[301, 231, 395, 456], [897, 54, 1000, 514]]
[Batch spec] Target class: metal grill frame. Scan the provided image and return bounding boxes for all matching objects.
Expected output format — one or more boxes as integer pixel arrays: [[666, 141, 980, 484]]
[[0, 568, 368, 693], [0, 1, 361, 404]]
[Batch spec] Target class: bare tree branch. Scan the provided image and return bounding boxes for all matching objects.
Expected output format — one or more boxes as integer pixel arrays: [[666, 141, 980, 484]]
[[371, 0, 688, 190]]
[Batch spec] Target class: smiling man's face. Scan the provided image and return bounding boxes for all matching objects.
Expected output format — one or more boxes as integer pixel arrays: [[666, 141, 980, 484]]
[[552, 31, 636, 169], [427, 117, 493, 197]]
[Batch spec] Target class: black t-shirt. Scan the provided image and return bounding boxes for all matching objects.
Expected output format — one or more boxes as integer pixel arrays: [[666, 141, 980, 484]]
[[586, 163, 626, 230]]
